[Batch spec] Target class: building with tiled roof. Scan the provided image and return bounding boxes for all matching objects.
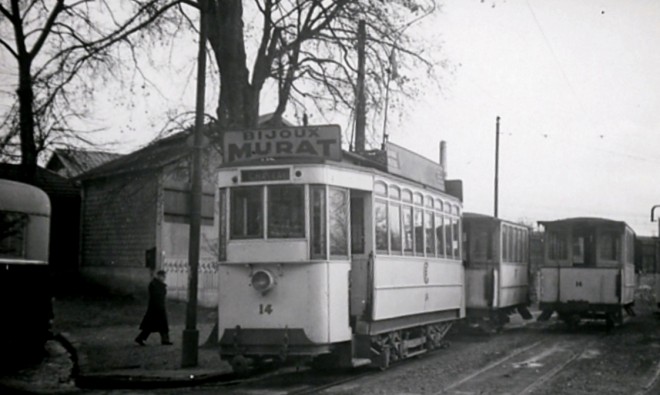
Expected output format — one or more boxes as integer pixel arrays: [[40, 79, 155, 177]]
[[46, 149, 123, 178]]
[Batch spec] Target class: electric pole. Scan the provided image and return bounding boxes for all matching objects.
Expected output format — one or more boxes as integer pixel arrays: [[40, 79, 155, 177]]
[[494, 116, 500, 218], [182, 0, 207, 368]]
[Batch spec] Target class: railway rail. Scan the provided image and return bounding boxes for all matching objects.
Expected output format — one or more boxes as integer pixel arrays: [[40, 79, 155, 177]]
[[438, 335, 605, 395]]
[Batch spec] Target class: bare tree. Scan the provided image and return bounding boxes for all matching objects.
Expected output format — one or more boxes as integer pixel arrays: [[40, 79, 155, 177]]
[[0, 0, 189, 178], [204, 0, 442, 143]]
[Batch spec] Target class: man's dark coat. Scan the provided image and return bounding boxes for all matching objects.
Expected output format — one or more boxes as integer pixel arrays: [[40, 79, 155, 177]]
[[139, 277, 169, 332]]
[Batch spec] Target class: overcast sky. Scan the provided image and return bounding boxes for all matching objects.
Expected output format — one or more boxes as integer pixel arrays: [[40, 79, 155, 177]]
[[395, 0, 660, 235], [3, 0, 659, 235]]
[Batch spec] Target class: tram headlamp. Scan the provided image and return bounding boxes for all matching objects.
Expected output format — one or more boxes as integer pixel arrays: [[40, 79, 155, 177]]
[[251, 269, 275, 293]]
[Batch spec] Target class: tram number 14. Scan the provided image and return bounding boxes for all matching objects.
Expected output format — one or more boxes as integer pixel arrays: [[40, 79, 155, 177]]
[[259, 304, 273, 315]]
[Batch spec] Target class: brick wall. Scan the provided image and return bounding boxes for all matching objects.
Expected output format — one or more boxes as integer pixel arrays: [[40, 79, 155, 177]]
[[81, 172, 158, 268]]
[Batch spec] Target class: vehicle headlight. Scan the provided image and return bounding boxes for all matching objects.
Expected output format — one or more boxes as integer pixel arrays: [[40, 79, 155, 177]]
[[251, 269, 275, 293]]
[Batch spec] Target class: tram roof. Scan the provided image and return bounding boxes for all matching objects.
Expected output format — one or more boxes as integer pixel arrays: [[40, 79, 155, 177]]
[[463, 212, 530, 227], [0, 179, 50, 215], [538, 217, 632, 232]]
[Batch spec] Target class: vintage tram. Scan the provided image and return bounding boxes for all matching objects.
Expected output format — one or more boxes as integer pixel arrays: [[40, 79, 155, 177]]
[[463, 213, 532, 331], [537, 217, 636, 328], [0, 179, 53, 367], [216, 125, 465, 371]]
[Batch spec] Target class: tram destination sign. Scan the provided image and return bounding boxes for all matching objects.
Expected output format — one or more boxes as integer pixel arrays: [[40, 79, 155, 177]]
[[224, 125, 342, 163]]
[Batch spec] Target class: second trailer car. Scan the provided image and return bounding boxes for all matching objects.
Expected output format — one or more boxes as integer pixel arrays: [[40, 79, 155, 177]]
[[537, 217, 636, 328]]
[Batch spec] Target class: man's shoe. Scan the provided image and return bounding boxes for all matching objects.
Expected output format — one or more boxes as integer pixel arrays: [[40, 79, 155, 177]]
[[135, 338, 146, 346], [162, 341, 173, 346]]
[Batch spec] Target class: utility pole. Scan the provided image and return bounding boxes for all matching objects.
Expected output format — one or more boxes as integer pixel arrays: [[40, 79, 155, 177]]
[[494, 116, 500, 218], [182, 0, 207, 368], [355, 20, 366, 153]]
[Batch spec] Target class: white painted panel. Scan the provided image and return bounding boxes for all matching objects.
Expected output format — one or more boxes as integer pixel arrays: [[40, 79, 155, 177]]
[[539, 267, 559, 303], [327, 262, 352, 342], [498, 262, 529, 308], [371, 256, 464, 320], [559, 268, 619, 304], [622, 263, 636, 304], [227, 239, 308, 262], [218, 262, 331, 343]]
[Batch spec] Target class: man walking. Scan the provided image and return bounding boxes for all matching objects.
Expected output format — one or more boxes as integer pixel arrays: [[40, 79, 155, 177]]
[[135, 270, 173, 346]]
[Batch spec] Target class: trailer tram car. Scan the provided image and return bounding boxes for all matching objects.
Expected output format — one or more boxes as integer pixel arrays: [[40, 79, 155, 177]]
[[537, 218, 636, 329], [0, 179, 52, 367], [216, 125, 465, 371], [463, 213, 532, 331]]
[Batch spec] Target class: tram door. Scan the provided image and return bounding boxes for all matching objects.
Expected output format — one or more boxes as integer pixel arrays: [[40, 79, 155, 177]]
[[572, 227, 595, 267], [349, 191, 372, 328]]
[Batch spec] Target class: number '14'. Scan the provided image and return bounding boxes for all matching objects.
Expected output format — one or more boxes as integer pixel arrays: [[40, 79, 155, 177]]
[[259, 304, 273, 315]]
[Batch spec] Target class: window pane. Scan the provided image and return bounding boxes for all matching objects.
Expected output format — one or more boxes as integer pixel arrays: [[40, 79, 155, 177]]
[[310, 186, 327, 259], [502, 226, 508, 261], [329, 188, 349, 256], [599, 232, 619, 261], [453, 218, 460, 258], [0, 211, 28, 258], [435, 213, 444, 258], [389, 204, 402, 254], [414, 208, 424, 255], [374, 182, 387, 196], [403, 205, 413, 254], [375, 200, 388, 252], [572, 236, 585, 264], [230, 187, 263, 239], [425, 210, 435, 255], [389, 186, 401, 200], [413, 193, 423, 206], [310, 186, 326, 258], [402, 190, 412, 202], [548, 231, 567, 260], [445, 215, 452, 257], [268, 185, 305, 238]]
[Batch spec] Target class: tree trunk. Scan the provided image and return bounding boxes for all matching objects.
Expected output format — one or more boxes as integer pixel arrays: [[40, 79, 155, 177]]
[[17, 42, 37, 181], [207, 0, 258, 130]]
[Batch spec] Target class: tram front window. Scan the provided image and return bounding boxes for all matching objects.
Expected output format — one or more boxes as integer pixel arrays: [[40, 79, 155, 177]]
[[268, 185, 304, 238], [231, 187, 263, 238]]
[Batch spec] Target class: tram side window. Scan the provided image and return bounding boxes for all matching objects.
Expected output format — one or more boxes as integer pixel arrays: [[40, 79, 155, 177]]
[[310, 186, 326, 258], [444, 215, 452, 257], [548, 231, 567, 260], [375, 200, 388, 253], [329, 188, 349, 257], [403, 205, 414, 255], [231, 187, 263, 239], [599, 231, 620, 261], [452, 218, 460, 259], [414, 208, 424, 256], [389, 203, 402, 254], [268, 185, 305, 238], [0, 211, 28, 258], [425, 210, 435, 256], [502, 226, 509, 262], [435, 212, 445, 258]]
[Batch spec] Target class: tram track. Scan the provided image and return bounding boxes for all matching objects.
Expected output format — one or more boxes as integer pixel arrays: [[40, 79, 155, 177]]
[[437, 334, 606, 395]]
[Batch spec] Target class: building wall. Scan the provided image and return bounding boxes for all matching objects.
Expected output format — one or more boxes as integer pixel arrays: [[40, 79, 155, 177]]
[[80, 172, 159, 294], [159, 150, 223, 307]]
